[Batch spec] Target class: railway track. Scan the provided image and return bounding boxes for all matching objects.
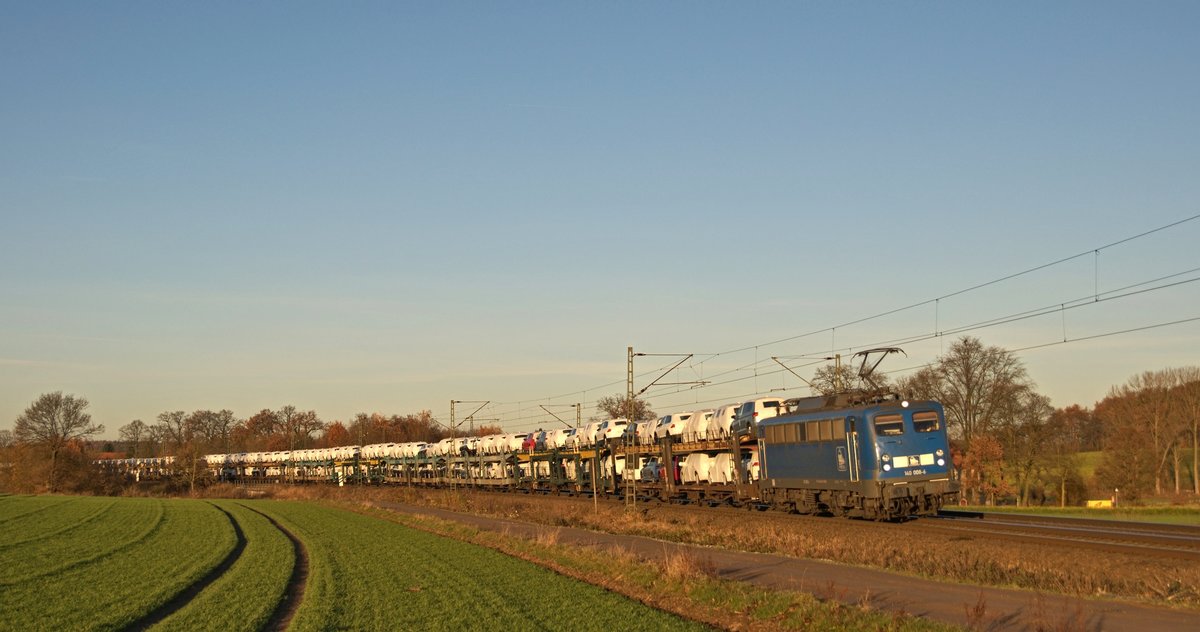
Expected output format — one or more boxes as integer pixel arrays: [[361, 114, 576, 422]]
[[630, 495, 1200, 561], [910, 509, 1200, 560], [500, 487, 1200, 561]]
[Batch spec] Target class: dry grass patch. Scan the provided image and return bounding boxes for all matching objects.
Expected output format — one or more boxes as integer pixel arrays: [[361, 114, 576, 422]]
[[661, 547, 716, 583]]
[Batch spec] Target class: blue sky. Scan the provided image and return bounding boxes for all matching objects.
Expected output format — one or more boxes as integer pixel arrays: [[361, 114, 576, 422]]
[[3, 2, 1198, 437]]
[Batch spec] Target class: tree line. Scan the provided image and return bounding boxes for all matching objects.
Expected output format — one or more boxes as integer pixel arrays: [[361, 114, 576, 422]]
[[0, 398, 494, 493], [114, 408, 495, 460], [3, 336, 1197, 502], [896, 337, 1196, 505]]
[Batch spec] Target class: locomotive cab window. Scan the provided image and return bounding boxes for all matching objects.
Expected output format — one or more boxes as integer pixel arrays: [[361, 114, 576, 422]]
[[913, 411, 940, 433], [874, 414, 904, 436]]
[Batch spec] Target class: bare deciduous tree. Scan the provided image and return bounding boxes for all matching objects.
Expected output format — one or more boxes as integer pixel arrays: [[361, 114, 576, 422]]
[[1173, 367, 1200, 495], [213, 409, 237, 454], [992, 389, 1054, 506], [899, 336, 1033, 449], [118, 419, 148, 457], [1046, 406, 1090, 506], [809, 363, 868, 396], [14, 392, 104, 491], [1105, 370, 1187, 495], [594, 394, 656, 422], [279, 405, 324, 451], [156, 410, 188, 446]]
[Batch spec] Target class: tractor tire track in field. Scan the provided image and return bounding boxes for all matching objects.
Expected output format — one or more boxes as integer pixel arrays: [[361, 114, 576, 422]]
[[127, 503, 247, 632], [0, 499, 117, 550], [0, 496, 77, 524], [241, 505, 309, 631], [0, 500, 168, 587]]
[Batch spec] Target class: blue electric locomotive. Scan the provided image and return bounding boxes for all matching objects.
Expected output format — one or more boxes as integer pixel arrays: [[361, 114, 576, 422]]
[[753, 393, 956, 519]]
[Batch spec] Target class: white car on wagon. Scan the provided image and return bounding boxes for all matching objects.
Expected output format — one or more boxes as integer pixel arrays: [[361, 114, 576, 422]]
[[706, 403, 742, 440], [653, 412, 692, 442], [731, 397, 785, 437]]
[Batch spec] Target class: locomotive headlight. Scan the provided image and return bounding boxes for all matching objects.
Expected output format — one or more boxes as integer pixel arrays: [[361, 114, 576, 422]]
[[935, 449, 944, 457], [936, 458, 945, 466], [882, 463, 892, 472], [901, 400, 910, 408]]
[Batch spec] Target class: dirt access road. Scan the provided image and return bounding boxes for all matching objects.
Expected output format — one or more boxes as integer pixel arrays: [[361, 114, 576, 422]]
[[372, 500, 1199, 632]]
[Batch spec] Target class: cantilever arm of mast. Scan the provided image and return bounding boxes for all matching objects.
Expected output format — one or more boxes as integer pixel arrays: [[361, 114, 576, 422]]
[[770, 356, 817, 389], [634, 354, 695, 397]]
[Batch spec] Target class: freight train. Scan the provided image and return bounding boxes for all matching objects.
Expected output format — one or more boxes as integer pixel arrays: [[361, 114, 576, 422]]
[[99, 391, 958, 520]]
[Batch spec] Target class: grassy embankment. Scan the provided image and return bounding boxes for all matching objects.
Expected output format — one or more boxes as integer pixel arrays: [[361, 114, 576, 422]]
[[332, 486, 1199, 609], [339, 499, 956, 632]]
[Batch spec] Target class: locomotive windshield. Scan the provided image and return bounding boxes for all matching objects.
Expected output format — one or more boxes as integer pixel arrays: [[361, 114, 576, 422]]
[[913, 411, 940, 432], [874, 414, 904, 436]]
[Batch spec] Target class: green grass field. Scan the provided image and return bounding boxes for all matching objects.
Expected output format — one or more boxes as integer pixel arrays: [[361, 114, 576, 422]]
[[0, 496, 236, 630], [0, 496, 706, 631]]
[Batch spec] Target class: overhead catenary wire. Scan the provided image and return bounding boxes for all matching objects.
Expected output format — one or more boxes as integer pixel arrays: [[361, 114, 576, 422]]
[[681, 213, 1200, 361], [641, 313, 1200, 415], [448, 214, 1199, 431], [490, 286, 1199, 431], [638, 274, 1200, 405], [492, 302, 1197, 429]]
